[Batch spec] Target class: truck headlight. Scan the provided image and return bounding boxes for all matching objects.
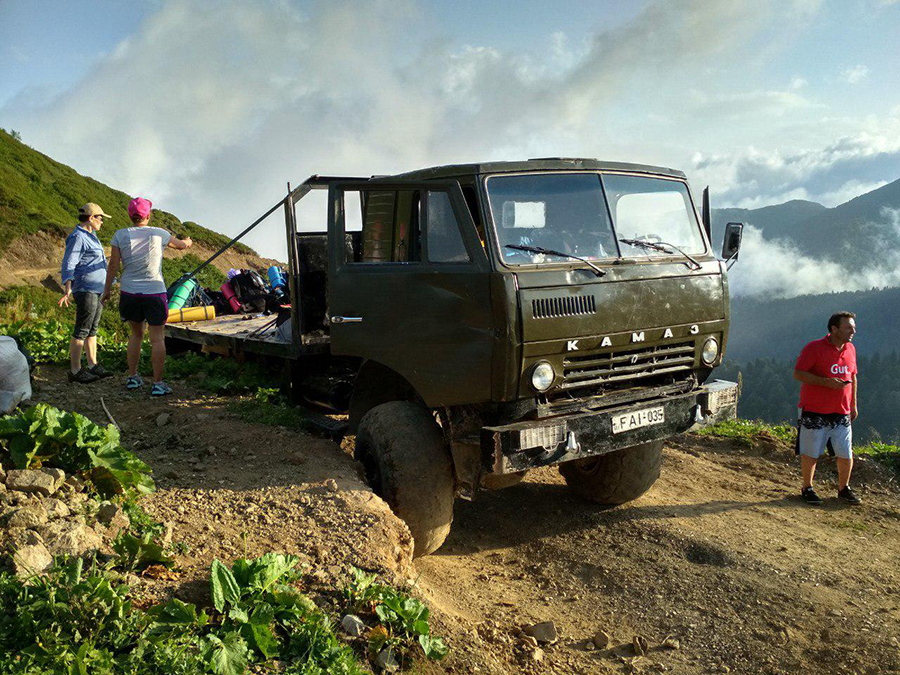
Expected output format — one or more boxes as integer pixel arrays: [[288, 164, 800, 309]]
[[701, 337, 719, 365], [531, 361, 555, 392]]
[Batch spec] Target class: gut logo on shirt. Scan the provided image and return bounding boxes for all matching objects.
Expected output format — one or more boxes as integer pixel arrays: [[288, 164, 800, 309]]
[[830, 364, 851, 375]]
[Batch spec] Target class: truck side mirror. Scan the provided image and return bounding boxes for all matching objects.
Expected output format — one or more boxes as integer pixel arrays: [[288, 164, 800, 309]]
[[722, 222, 743, 262]]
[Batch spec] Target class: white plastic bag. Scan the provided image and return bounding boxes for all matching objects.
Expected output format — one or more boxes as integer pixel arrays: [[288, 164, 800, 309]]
[[0, 336, 32, 414]]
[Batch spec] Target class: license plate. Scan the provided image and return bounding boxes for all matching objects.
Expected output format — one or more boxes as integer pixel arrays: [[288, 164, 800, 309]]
[[611, 406, 665, 434]]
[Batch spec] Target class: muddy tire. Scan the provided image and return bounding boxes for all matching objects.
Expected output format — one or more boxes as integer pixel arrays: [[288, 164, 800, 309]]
[[481, 471, 527, 490], [559, 440, 663, 504], [355, 401, 455, 557]]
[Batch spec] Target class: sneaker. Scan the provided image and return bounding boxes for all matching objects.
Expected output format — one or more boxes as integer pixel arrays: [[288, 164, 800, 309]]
[[150, 381, 173, 397], [125, 375, 144, 390], [89, 363, 113, 379], [68, 368, 99, 384], [838, 486, 862, 505], [801, 486, 823, 505]]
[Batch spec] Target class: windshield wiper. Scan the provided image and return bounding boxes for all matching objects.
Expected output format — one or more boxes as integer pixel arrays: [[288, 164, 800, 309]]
[[505, 244, 606, 277], [618, 238, 701, 271]]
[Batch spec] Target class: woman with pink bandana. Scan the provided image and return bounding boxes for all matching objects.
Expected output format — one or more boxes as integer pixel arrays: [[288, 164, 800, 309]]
[[101, 197, 193, 396]]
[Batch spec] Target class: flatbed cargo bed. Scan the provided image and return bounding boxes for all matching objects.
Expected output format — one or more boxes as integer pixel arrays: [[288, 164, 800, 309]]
[[165, 313, 328, 359]]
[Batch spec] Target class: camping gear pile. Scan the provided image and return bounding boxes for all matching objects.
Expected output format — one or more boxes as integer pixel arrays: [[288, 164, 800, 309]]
[[165, 266, 289, 323]]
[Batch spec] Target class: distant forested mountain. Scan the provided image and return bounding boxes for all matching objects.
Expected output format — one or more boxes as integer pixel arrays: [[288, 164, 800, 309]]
[[711, 199, 826, 250], [715, 351, 900, 444], [788, 178, 900, 268], [727, 287, 900, 362], [712, 176, 900, 269]]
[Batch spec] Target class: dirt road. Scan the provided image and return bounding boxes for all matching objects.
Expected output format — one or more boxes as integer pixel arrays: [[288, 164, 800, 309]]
[[24, 365, 900, 675], [417, 438, 900, 675]]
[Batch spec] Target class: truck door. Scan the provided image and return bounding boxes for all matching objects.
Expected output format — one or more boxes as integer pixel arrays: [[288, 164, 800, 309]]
[[327, 181, 493, 406]]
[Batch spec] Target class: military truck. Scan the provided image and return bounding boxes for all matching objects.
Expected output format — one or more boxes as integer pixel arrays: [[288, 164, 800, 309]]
[[166, 158, 742, 557]]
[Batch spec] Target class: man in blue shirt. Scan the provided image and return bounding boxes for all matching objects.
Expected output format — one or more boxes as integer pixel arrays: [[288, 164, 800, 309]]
[[59, 203, 113, 383]]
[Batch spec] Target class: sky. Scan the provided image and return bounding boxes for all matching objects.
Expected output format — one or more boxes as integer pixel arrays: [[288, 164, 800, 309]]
[[1, 0, 900, 296]]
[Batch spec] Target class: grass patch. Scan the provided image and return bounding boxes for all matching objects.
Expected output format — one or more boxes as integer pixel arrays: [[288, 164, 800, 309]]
[[855, 441, 900, 476], [227, 399, 319, 434], [694, 418, 797, 446], [166, 352, 279, 396]]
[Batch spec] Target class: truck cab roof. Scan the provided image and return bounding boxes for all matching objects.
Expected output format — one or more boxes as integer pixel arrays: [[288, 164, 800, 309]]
[[387, 158, 687, 182]]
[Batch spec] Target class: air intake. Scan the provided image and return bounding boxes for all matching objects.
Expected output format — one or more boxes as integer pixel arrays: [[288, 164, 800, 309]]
[[531, 295, 596, 319]]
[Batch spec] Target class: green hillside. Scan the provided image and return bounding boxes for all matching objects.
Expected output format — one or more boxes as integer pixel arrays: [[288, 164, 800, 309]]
[[0, 128, 253, 256]]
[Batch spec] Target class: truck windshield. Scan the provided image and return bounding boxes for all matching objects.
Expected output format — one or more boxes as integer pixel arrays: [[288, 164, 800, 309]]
[[486, 172, 704, 266], [486, 174, 617, 266], [601, 174, 705, 259]]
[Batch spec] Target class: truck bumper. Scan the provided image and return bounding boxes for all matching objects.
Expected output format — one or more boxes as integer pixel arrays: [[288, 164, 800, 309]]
[[482, 380, 738, 474]]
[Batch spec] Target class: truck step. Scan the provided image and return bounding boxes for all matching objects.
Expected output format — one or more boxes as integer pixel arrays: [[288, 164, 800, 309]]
[[295, 408, 348, 438]]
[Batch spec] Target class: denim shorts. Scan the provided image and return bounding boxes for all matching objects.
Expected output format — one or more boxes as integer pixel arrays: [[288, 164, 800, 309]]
[[73, 292, 103, 339], [798, 411, 852, 459]]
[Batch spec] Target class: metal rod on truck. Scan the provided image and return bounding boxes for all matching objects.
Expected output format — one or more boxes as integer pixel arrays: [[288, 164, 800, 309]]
[[186, 196, 288, 279]]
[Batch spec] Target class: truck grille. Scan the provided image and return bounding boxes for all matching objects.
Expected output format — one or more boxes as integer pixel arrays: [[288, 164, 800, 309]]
[[562, 340, 695, 392], [532, 295, 596, 319]]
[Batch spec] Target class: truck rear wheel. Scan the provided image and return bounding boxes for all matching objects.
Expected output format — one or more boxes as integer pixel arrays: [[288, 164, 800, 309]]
[[355, 401, 455, 557], [558, 440, 663, 504]]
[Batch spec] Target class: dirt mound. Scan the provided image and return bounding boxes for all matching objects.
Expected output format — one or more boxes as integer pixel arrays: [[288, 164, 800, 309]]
[[26, 366, 414, 604]]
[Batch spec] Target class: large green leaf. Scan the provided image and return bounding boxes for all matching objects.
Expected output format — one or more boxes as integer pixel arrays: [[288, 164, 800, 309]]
[[113, 532, 175, 571], [202, 632, 249, 675], [246, 622, 278, 660], [210, 560, 242, 613], [243, 553, 300, 593]]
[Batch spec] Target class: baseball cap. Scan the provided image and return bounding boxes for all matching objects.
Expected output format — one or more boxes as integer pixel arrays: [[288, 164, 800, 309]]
[[78, 203, 111, 218], [127, 197, 153, 220]]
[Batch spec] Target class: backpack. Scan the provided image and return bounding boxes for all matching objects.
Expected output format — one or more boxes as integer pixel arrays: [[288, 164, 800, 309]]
[[230, 270, 274, 313]]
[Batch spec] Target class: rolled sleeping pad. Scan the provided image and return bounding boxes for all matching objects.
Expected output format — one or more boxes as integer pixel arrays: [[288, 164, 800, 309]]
[[267, 265, 287, 300], [168, 277, 199, 310], [220, 281, 242, 313], [168, 305, 216, 323]]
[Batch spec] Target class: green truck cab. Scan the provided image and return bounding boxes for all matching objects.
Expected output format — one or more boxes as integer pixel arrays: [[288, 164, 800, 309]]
[[167, 158, 742, 557]]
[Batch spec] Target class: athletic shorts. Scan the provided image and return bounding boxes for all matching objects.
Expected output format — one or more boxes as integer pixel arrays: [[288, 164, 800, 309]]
[[119, 291, 169, 326], [73, 291, 103, 339], [798, 411, 852, 460]]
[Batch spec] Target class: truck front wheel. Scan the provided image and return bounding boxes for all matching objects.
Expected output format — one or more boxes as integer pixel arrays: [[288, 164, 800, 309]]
[[355, 401, 455, 557], [558, 440, 663, 504]]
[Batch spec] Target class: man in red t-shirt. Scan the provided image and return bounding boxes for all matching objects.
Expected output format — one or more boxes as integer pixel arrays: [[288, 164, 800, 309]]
[[793, 312, 860, 505]]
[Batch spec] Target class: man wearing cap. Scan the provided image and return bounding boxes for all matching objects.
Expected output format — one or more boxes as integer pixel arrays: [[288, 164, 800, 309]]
[[102, 197, 192, 396], [59, 203, 114, 383]]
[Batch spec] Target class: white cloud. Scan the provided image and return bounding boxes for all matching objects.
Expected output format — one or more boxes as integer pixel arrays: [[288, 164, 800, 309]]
[[731, 215, 900, 298], [2, 0, 893, 264], [692, 122, 900, 209], [840, 65, 869, 83]]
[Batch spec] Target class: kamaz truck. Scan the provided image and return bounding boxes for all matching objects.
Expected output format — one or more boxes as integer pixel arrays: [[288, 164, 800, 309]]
[[166, 158, 743, 556]]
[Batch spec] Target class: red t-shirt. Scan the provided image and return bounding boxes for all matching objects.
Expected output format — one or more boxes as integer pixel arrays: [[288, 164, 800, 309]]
[[795, 336, 857, 414]]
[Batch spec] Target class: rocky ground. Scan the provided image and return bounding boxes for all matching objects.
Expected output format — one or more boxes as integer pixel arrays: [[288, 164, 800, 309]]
[[16, 364, 900, 675]]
